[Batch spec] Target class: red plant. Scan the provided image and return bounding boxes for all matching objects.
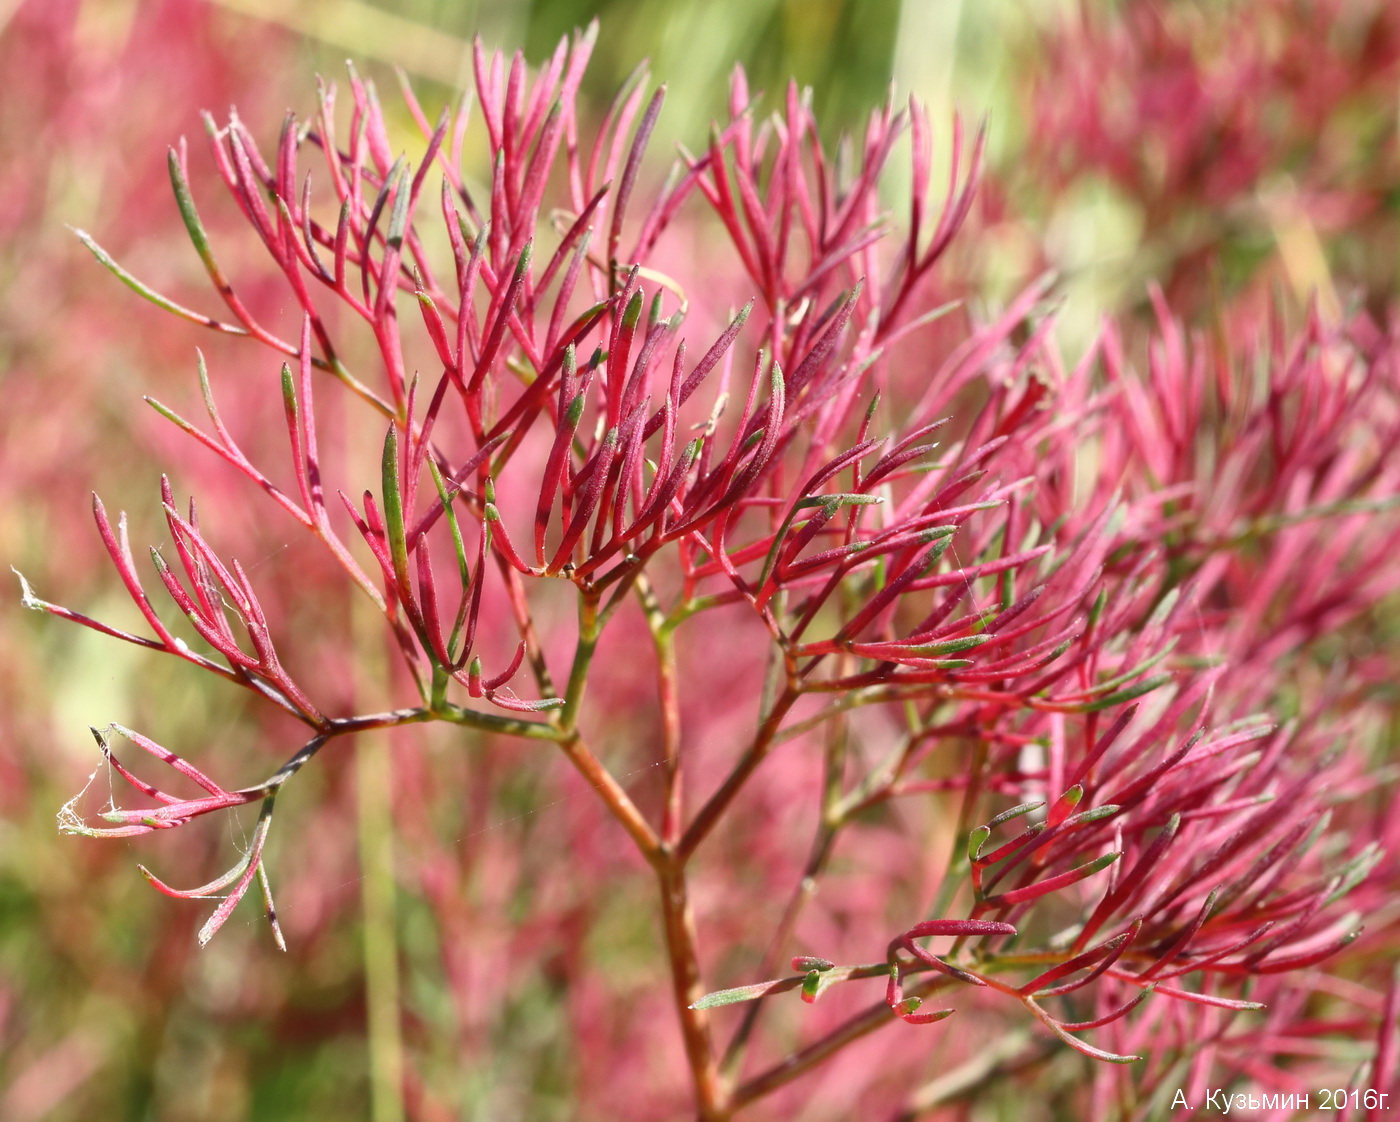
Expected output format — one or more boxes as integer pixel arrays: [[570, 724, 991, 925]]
[[22, 24, 1399, 1119]]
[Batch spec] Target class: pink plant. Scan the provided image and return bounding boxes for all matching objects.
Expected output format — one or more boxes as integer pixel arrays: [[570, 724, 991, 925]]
[[1021, 0, 1400, 320], [23, 24, 1400, 1119]]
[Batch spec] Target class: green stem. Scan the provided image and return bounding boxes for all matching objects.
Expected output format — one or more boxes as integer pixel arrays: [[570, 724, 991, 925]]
[[357, 734, 404, 1122], [562, 588, 601, 725], [893, 1031, 1042, 1118], [439, 702, 561, 740], [556, 587, 660, 855], [352, 597, 404, 1122]]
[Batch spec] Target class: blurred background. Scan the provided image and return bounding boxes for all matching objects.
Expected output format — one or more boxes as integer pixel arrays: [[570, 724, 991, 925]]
[[2, 0, 1397, 1119]]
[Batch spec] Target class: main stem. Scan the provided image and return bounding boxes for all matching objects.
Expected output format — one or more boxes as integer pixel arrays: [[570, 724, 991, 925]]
[[656, 853, 728, 1120], [557, 588, 660, 855], [562, 581, 824, 1119], [555, 583, 726, 1114], [645, 584, 728, 1118]]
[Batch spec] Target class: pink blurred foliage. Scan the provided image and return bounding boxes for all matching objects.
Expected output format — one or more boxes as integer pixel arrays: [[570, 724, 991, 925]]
[[11, 7, 1400, 1122], [0, 2, 395, 1117], [1019, 0, 1400, 322]]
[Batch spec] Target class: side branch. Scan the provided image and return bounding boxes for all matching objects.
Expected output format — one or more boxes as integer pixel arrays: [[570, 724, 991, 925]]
[[680, 684, 799, 861], [730, 973, 955, 1109]]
